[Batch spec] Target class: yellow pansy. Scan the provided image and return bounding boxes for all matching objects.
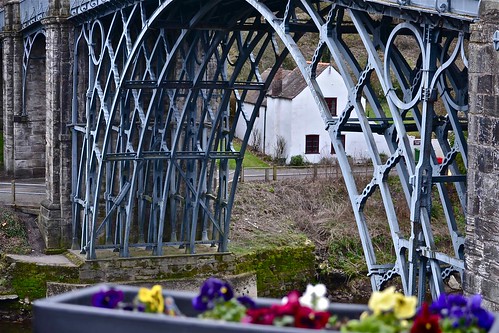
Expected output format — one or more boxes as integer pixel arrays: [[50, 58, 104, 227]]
[[367, 286, 398, 315], [400, 319, 410, 329], [359, 311, 370, 320], [393, 293, 417, 319], [138, 285, 164, 313]]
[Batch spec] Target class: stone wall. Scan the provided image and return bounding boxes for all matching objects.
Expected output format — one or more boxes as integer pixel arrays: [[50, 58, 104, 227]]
[[14, 34, 46, 178], [76, 252, 239, 284], [38, 17, 73, 251], [4, 245, 316, 302], [1, 0, 23, 176], [72, 244, 316, 299], [464, 0, 499, 311], [233, 246, 317, 298], [2, 7, 47, 179], [0, 0, 73, 251]]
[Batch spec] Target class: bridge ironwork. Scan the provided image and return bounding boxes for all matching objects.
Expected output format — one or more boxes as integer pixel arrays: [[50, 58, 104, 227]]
[[19, 0, 49, 29], [0, 9, 4, 31], [10, 0, 480, 302]]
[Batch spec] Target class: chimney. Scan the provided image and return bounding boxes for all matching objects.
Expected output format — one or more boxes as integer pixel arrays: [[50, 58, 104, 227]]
[[271, 68, 283, 97]]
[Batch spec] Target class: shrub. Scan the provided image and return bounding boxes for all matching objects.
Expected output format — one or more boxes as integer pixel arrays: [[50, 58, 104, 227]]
[[273, 135, 288, 162], [290, 155, 305, 166]]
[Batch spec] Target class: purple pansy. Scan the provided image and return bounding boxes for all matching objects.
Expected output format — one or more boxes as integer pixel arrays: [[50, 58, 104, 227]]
[[430, 294, 466, 316], [192, 277, 234, 311], [429, 293, 495, 331], [122, 303, 145, 312], [469, 295, 495, 330], [237, 295, 256, 309], [91, 288, 124, 309]]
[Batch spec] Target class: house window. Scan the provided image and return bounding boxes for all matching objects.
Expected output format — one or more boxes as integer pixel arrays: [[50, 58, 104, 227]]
[[325, 97, 337, 117], [331, 135, 346, 155], [305, 135, 320, 154]]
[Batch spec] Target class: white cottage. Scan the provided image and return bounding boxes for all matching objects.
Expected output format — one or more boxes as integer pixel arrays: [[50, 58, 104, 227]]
[[235, 64, 391, 164]]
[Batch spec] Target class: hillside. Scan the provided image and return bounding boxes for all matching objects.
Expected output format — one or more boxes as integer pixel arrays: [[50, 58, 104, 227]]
[[229, 177, 377, 302], [229, 174, 463, 301], [0, 173, 462, 303]]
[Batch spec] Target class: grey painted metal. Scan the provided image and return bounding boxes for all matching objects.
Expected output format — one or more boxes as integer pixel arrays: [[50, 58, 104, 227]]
[[494, 30, 499, 51], [383, 0, 480, 16], [321, 7, 469, 301], [0, 9, 4, 31], [34, 284, 369, 333], [70, 0, 284, 259], [63, 0, 472, 302], [19, 0, 49, 29]]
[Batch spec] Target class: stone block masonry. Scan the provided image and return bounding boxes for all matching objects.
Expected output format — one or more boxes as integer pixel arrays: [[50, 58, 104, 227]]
[[0, 0, 73, 252], [3, 245, 316, 305], [464, 0, 499, 311], [71, 244, 316, 299]]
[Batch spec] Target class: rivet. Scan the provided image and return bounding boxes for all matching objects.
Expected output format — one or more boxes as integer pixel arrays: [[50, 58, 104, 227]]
[[493, 31, 499, 51]]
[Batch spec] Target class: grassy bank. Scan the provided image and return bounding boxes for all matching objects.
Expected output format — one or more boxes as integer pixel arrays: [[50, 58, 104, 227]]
[[228, 141, 270, 169], [230, 175, 465, 284]]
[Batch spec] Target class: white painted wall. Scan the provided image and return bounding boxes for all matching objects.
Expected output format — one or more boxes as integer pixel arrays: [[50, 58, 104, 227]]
[[234, 65, 393, 163], [289, 66, 349, 163], [234, 103, 265, 149]]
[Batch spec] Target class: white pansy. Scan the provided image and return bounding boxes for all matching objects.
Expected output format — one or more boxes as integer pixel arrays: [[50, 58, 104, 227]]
[[299, 284, 329, 311]]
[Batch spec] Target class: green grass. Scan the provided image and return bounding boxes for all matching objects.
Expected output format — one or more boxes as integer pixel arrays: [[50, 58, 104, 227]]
[[229, 141, 270, 169]]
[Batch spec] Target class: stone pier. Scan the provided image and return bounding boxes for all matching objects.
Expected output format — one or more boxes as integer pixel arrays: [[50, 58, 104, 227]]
[[1, 0, 73, 250], [464, 0, 499, 310]]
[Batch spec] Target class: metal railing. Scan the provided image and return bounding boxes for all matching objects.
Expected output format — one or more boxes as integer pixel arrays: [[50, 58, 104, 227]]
[[67, 0, 478, 20], [19, 0, 49, 29], [70, 0, 115, 17], [381, 0, 480, 17]]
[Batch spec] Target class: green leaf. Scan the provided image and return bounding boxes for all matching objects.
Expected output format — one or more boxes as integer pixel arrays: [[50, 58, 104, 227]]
[[273, 315, 295, 327]]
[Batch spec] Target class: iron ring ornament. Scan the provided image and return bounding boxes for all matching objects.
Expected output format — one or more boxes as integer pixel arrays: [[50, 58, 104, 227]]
[[437, 32, 468, 112], [61, 0, 474, 303], [383, 22, 425, 111], [70, 0, 99, 17], [90, 20, 105, 65]]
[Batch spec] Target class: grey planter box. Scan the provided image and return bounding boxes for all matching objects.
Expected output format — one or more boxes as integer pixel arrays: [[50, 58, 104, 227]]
[[33, 284, 368, 333]]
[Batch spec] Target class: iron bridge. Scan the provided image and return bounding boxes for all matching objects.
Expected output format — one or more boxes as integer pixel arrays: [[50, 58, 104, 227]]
[[17, 0, 480, 302]]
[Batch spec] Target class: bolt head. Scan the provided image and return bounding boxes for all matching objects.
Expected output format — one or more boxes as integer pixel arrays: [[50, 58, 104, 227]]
[[437, 1, 448, 12], [493, 30, 499, 51]]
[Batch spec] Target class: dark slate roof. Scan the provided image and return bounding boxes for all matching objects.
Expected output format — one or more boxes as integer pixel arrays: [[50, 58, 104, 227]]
[[241, 68, 275, 107], [243, 63, 330, 106]]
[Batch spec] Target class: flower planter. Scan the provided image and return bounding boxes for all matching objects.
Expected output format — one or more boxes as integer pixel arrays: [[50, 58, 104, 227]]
[[33, 284, 368, 333]]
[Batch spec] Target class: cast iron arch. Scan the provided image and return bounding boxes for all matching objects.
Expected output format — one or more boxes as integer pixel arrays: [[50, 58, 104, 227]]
[[71, 0, 473, 302]]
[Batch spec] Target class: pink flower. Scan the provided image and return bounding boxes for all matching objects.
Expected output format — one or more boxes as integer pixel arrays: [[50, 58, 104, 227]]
[[243, 307, 276, 325], [273, 291, 301, 316], [294, 306, 330, 329], [411, 302, 442, 333]]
